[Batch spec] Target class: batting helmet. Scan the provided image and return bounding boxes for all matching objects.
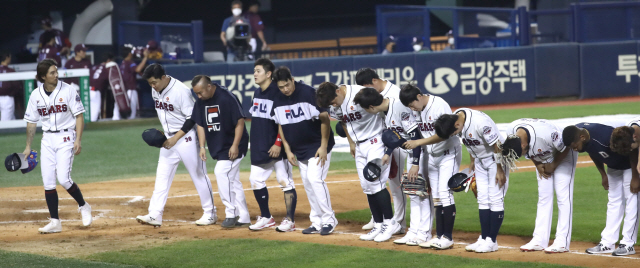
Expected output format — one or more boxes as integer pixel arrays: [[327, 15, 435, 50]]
[[381, 129, 406, 151], [335, 123, 347, 138], [5, 151, 38, 174], [448, 170, 474, 192], [363, 158, 386, 182], [142, 128, 167, 148]]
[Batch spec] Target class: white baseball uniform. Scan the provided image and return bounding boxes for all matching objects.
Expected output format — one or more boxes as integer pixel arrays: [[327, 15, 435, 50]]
[[24, 80, 85, 190], [148, 76, 216, 222], [507, 118, 578, 249]]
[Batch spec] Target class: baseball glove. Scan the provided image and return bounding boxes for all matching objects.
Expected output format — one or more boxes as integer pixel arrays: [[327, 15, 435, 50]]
[[401, 173, 430, 198]]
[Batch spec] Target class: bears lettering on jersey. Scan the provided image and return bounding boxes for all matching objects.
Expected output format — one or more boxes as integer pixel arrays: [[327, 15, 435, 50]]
[[388, 126, 405, 133], [38, 105, 68, 116], [285, 107, 305, 119], [462, 138, 482, 146], [341, 112, 362, 123], [155, 100, 174, 111], [418, 122, 435, 132]]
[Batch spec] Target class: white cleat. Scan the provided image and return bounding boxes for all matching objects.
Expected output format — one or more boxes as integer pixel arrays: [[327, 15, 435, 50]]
[[276, 218, 296, 232], [249, 216, 276, 231], [136, 215, 162, 227], [420, 236, 440, 248], [544, 244, 569, 254], [465, 236, 484, 252], [433, 236, 454, 250], [374, 219, 401, 242], [195, 214, 218, 226], [360, 223, 382, 241], [38, 218, 62, 234], [475, 237, 498, 253], [393, 232, 416, 244], [362, 217, 375, 230], [406, 238, 427, 246], [78, 203, 92, 227], [520, 241, 545, 252]]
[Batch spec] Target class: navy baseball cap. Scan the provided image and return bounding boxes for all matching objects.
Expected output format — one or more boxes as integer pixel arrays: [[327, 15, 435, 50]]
[[5, 151, 38, 173], [142, 128, 167, 148], [381, 129, 407, 151], [335, 123, 347, 138], [363, 158, 385, 182], [383, 35, 395, 46]]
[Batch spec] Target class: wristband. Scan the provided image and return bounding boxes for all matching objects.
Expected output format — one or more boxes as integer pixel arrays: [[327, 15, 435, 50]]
[[200, 146, 205, 149], [411, 157, 420, 165], [275, 133, 282, 147]]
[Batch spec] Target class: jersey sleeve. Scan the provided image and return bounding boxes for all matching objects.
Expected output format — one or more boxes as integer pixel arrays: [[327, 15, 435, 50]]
[[551, 130, 566, 152], [179, 87, 195, 119], [401, 109, 419, 133], [229, 91, 246, 124], [192, 101, 204, 127], [221, 18, 230, 33], [23, 95, 40, 123], [480, 118, 500, 146], [68, 87, 86, 116]]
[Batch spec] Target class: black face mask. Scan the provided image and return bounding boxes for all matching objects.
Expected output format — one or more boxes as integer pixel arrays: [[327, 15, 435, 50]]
[[390, 44, 396, 51]]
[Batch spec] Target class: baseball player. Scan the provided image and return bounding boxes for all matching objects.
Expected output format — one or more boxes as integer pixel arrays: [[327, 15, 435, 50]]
[[38, 31, 62, 67], [405, 108, 510, 253], [88, 54, 115, 122], [63, 44, 91, 92], [565, 123, 638, 256], [248, 59, 297, 232], [355, 68, 407, 234], [316, 82, 401, 242], [353, 86, 434, 246], [191, 74, 251, 228], [269, 67, 337, 235], [612, 117, 640, 175], [23, 58, 92, 233], [135, 64, 217, 227], [503, 119, 578, 253], [0, 52, 21, 121], [113, 45, 148, 120], [399, 84, 462, 250]]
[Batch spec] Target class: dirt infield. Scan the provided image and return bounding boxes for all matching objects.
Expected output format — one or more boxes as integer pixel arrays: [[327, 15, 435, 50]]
[[0, 157, 637, 267]]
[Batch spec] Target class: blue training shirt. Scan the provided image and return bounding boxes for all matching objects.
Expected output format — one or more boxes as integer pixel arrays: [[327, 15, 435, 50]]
[[192, 83, 249, 160], [249, 81, 285, 165], [576, 122, 630, 170], [270, 81, 335, 162]]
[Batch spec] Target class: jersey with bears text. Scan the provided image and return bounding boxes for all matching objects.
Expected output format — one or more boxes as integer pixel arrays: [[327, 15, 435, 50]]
[[329, 85, 385, 143], [407, 95, 460, 156], [454, 108, 504, 159], [506, 118, 565, 164], [152, 76, 194, 135], [24, 80, 85, 131]]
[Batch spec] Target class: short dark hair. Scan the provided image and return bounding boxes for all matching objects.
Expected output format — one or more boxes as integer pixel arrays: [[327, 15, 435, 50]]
[[355, 68, 379, 86], [121, 45, 132, 59], [434, 114, 459, 139], [399, 84, 421, 106], [0, 51, 10, 62], [36, 58, 58, 83], [272, 66, 293, 83], [502, 136, 523, 158], [40, 31, 55, 47], [353, 87, 383, 109], [316, 82, 339, 108], [142, 63, 165, 80], [231, 0, 242, 7], [104, 53, 114, 62], [611, 126, 635, 155], [249, 0, 260, 7], [562, 125, 581, 147], [254, 58, 275, 78], [191, 74, 211, 88]]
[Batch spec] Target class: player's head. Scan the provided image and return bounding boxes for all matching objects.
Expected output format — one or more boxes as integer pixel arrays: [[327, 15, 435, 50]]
[[316, 82, 344, 108], [121, 45, 132, 59], [142, 63, 169, 92], [611, 126, 638, 155], [273, 66, 295, 96], [74, 44, 87, 59], [399, 84, 427, 111], [231, 0, 243, 15], [434, 114, 461, 139], [191, 75, 216, 100], [0, 51, 10, 64], [248, 0, 260, 13], [254, 58, 275, 86], [353, 87, 384, 114], [36, 59, 58, 84], [41, 15, 52, 29], [40, 31, 56, 47], [500, 135, 524, 170], [355, 68, 383, 89], [562, 125, 588, 152], [104, 53, 114, 62]]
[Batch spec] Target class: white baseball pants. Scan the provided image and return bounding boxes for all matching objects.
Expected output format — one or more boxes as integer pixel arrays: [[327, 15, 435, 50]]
[[356, 133, 391, 195], [388, 147, 408, 229], [601, 167, 639, 246], [249, 158, 295, 191], [299, 152, 337, 229], [475, 156, 510, 212], [215, 156, 250, 223], [41, 131, 76, 190], [428, 147, 462, 207], [0, 96, 15, 121], [89, 90, 101, 122], [407, 151, 434, 237], [113, 89, 138, 120]]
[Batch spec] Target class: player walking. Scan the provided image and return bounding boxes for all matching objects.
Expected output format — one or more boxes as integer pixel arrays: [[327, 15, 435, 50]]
[[399, 84, 462, 250], [248, 59, 297, 232], [502, 119, 578, 253], [135, 64, 217, 227], [23, 59, 92, 233], [191, 74, 251, 228], [317, 82, 401, 242], [269, 67, 337, 235], [355, 68, 407, 234], [565, 123, 639, 256]]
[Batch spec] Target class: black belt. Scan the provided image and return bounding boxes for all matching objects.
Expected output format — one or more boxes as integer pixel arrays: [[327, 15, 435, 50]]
[[357, 137, 372, 144], [45, 129, 72, 133], [167, 131, 177, 136]]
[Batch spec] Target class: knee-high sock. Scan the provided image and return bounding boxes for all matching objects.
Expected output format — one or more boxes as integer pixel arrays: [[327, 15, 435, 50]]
[[489, 211, 504, 242], [443, 205, 456, 240], [435, 205, 443, 237], [479, 209, 491, 239], [66, 183, 86, 207], [45, 189, 59, 219], [375, 189, 394, 220], [253, 187, 271, 218], [284, 189, 297, 221], [367, 194, 383, 223]]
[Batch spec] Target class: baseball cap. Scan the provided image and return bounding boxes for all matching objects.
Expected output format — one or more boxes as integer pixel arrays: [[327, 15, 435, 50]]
[[383, 35, 396, 46], [147, 40, 158, 50], [5, 153, 28, 171], [74, 44, 87, 53], [41, 16, 52, 26], [381, 129, 407, 151], [142, 128, 167, 148], [412, 36, 425, 45]]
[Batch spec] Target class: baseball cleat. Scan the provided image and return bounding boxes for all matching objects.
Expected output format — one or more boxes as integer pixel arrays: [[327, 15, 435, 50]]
[[393, 232, 416, 244], [195, 214, 218, 226], [465, 236, 484, 252], [362, 217, 375, 230], [433, 236, 454, 250], [136, 215, 161, 227], [586, 243, 614, 254], [78, 203, 92, 227], [420, 236, 441, 249], [520, 241, 545, 252], [475, 237, 498, 253], [235, 221, 251, 227], [360, 223, 382, 241], [374, 220, 401, 242], [221, 217, 238, 228], [276, 218, 295, 232], [320, 223, 336, 235], [38, 218, 62, 234], [249, 216, 275, 230], [302, 226, 320, 234], [544, 244, 569, 254], [406, 238, 426, 246], [612, 244, 636, 256], [394, 227, 406, 235]]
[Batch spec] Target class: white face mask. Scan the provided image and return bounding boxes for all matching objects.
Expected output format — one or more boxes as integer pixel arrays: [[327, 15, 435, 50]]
[[448, 38, 455, 45], [413, 44, 422, 52], [232, 8, 242, 16]]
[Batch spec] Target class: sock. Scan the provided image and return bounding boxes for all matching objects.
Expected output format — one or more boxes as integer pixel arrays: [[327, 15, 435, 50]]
[[443, 205, 456, 240], [489, 210, 504, 242], [435, 205, 443, 238], [367, 194, 383, 223], [253, 187, 271, 218], [45, 189, 59, 219], [375, 189, 394, 220], [66, 183, 86, 207], [284, 189, 297, 221], [479, 209, 491, 239]]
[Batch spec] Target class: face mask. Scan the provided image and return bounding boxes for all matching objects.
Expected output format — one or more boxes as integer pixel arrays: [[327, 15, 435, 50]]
[[232, 8, 242, 16], [413, 44, 422, 52], [448, 38, 455, 45]]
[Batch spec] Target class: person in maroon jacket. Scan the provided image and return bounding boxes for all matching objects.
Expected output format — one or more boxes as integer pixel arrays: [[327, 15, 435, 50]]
[[63, 44, 92, 90], [0, 52, 22, 121], [245, 1, 268, 57], [38, 31, 62, 67], [88, 53, 114, 122], [112, 45, 148, 120], [39, 16, 71, 57]]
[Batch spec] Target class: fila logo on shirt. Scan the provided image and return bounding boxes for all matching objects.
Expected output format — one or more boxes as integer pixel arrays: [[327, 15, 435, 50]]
[[285, 107, 305, 119], [206, 105, 221, 132], [252, 102, 268, 113], [341, 112, 362, 123]]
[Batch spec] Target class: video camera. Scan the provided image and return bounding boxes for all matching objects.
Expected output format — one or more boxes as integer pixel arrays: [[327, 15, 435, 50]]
[[225, 19, 253, 61]]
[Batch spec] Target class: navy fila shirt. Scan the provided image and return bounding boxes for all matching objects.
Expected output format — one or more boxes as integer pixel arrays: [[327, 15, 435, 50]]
[[249, 81, 285, 165], [192, 83, 249, 160], [270, 81, 335, 161], [576, 122, 630, 170]]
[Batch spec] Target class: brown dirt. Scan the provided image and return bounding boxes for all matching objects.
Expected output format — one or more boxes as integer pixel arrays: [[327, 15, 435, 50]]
[[1, 156, 639, 267]]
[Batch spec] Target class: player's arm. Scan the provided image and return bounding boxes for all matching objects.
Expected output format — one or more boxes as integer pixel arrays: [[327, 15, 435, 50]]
[[493, 141, 507, 188], [163, 118, 195, 149], [220, 32, 227, 47], [630, 149, 639, 193], [403, 134, 445, 150], [22, 123, 37, 160], [543, 146, 571, 176], [74, 113, 84, 155], [531, 158, 548, 178], [315, 111, 331, 167], [278, 125, 297, 166], [135, 50, 149, 74], [228, 118, 245, 161], [589, 154, 609, 190], [197, 125, 207, 161], [341, 122, 356, 158], [268, 133, 282, 158], [406, 128, 423, 180]]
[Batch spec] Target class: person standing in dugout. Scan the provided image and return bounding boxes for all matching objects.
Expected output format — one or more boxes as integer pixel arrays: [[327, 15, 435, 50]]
[[248, 59, 297, 232], [269, 67, 338, 235], [191, 75, 251, 228], [23, 58, 92, 233]]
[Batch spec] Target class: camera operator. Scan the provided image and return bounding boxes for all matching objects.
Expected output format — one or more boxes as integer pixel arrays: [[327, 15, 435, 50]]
[[220, 0, 252, 63], [113, 45, 147, 120]]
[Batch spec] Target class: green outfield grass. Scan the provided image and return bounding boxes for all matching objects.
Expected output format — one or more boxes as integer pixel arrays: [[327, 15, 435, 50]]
[[0, 249, 133, 268]]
